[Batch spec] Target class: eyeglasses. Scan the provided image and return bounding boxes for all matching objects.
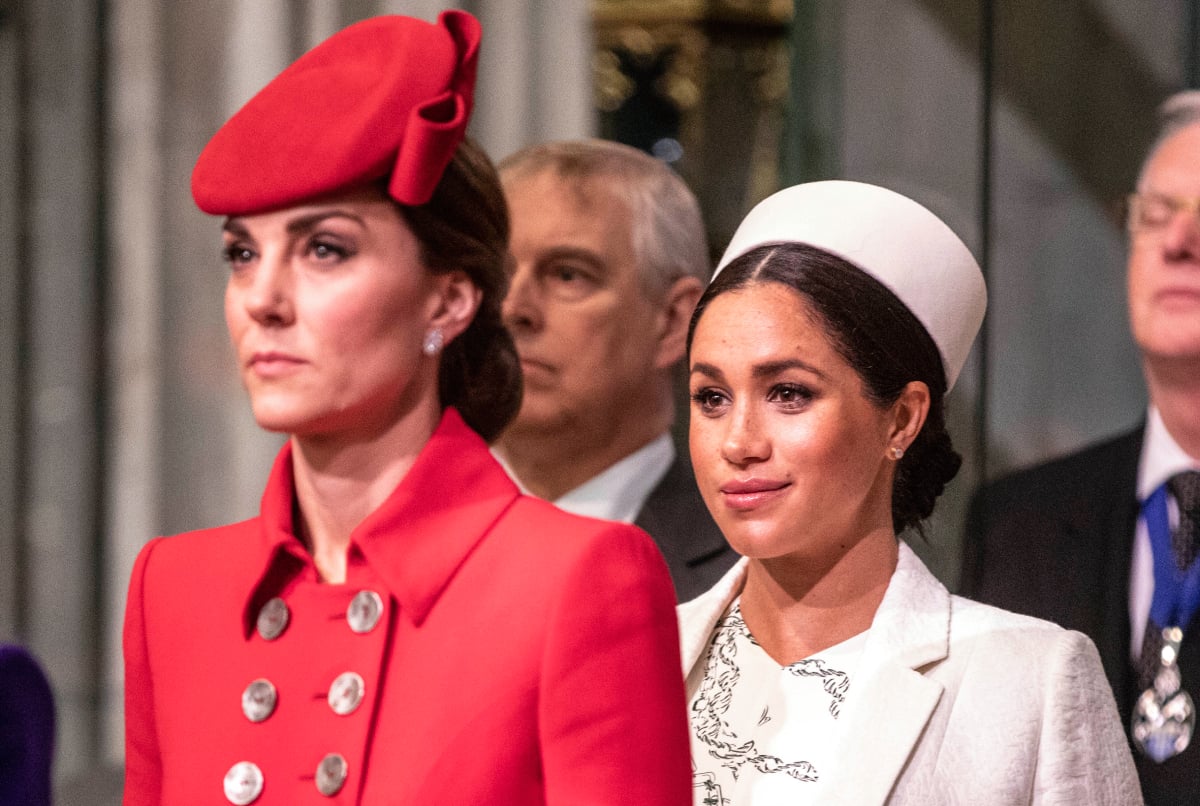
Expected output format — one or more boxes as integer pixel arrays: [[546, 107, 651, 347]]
[[1126, 193, 1200, 234]]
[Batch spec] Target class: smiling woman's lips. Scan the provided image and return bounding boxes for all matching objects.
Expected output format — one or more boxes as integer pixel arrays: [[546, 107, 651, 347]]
[[719, 480, 790, 511]]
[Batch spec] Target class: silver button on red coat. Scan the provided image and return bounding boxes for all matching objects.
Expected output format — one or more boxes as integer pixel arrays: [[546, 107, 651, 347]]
[[315, 753, 348, 797], [256, 597, 289, 641], [242, 679, 277, 723], [327, 671, 365, 716], [223, 761, 264, 805], [346, 590, 383, 634]]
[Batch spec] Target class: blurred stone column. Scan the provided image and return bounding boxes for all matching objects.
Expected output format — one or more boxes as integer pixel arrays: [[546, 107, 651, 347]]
[[17, 0, 106, 781]]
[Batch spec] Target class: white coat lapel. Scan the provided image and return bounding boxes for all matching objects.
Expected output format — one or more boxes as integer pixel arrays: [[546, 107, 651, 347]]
[[816, 543, 951, 806], [677, 545, 952, 805], [678, 558, 748, 677]]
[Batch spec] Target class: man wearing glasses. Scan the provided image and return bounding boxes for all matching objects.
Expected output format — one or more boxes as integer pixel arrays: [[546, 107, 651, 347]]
[[963, 91, 1200, 804]]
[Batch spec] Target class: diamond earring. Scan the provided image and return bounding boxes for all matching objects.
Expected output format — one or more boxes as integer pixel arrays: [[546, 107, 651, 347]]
[[422, 328, 444, 356]]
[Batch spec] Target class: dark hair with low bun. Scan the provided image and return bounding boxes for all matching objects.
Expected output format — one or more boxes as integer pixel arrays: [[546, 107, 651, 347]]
[[396, 136, 522, 442], [687, 242, 961, 535]]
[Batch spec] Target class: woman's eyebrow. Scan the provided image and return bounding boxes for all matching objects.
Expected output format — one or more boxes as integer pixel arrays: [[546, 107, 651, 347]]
[[284, 210, 367, 235], [690, 358, 827, 381], [690, 361, 725, 381], [752, 358, 827, 381], [222, 219, 251, 238], [221, 210, 368, 239]]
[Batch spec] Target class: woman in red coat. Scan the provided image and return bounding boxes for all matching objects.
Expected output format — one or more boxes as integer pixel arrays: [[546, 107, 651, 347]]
[[121, 11, 690, 805]]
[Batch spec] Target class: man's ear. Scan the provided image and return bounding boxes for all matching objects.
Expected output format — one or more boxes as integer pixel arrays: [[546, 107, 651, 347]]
[[653, 275, 704, 369], [429, 270, 482, 345]]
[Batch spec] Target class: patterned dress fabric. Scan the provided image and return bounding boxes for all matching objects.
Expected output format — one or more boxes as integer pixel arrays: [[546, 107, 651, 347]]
[[689, 601, 865, 805]]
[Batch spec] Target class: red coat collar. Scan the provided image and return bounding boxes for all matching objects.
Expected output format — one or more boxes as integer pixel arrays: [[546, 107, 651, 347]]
[[241, 408, 521, 635]]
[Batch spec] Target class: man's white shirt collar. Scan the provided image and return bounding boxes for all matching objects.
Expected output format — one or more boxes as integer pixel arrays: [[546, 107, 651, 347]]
[[496, 434, 675, 524], [1138, 405, 1200, 501]]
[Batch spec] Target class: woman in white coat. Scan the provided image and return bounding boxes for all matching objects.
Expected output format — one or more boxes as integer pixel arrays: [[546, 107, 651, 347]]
[[680, 180, 1141, 805]]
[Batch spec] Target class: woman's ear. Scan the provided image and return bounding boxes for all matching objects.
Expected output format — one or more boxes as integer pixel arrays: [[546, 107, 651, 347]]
[[887, 381, 931, 456], [428, 270, 482, 344]]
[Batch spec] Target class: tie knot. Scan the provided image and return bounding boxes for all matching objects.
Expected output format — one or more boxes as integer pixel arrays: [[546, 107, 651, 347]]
[[1168, 470, 1200, 518]]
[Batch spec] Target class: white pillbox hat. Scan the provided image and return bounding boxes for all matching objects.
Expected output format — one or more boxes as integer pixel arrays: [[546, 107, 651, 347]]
[[715, 180, 987, 391]]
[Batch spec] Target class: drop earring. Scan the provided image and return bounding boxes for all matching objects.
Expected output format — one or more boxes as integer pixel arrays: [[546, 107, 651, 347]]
[[422, 328, 444, 356]]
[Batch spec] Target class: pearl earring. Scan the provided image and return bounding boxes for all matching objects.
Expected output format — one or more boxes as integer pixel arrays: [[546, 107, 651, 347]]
[[890, 446, 904, 460], [422, 328, 444, 356]]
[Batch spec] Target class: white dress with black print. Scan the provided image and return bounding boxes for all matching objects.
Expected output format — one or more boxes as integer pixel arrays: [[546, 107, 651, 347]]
[[688, 599, 866, 806]]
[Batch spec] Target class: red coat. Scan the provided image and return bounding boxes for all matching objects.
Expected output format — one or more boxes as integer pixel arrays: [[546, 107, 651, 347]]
[[123, 409, 691, 805]]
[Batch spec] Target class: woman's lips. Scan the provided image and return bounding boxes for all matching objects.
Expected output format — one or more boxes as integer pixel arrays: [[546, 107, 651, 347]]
[[518, 357, 556, 384], [249, 351, 305, 378], [719, 479, 790, 511]]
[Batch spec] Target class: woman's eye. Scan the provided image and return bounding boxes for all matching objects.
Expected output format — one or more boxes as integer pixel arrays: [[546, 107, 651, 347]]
[[690, 388, 729, 414], [221, 244, 255, 265], [310, 240, 349, 261], [770, 383, 813, 407]]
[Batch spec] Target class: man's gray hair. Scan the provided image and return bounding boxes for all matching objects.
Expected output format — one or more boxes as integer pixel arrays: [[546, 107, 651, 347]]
[[498, 139, 710, 298], [1138, 90, 1200, 187]]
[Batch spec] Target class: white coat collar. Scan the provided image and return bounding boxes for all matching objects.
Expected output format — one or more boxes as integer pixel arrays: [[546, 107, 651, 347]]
[[678, 541, 952, 805]]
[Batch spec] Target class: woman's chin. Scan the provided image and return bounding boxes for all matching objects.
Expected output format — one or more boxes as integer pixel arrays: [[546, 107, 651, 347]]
[[248, 403, 316, 436], [720, 525, 798, 561]]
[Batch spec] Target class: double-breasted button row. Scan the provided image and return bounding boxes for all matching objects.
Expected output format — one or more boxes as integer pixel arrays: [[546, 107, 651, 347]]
[[239, 672, 364, 723], [255, 590, 384, 641], [222, 755, 348, 803]]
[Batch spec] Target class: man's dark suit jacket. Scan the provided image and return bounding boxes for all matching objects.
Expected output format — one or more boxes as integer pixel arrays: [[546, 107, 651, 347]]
[[962, 424, 1199, 805], [635, 454, 738, 603]]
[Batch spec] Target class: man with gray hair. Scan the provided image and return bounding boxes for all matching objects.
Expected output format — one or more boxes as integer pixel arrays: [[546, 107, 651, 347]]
[[963, 92, 1200, 803], [494, 139, 736, 601]]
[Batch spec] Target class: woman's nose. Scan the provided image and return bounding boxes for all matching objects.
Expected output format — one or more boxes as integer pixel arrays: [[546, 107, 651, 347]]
[[243, 255, 295, 327], [720, 401, 770, 466]]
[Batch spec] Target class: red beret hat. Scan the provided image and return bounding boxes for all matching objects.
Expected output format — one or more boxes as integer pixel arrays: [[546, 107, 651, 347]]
[[192, 10, 480, 216]]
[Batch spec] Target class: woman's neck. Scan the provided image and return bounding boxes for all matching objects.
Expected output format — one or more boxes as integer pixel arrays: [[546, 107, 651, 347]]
[[738, 525, 898, 665], [289, 403, 442, 583]]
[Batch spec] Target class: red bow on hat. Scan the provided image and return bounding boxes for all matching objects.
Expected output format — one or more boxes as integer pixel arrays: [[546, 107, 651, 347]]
[[192, 10, 480, 216]]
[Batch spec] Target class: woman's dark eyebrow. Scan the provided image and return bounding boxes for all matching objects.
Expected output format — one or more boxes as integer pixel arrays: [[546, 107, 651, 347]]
[[284, 209, 367, 235], [222, 218, 250, 238], [752, 359, 827, 381], [221, 210, 367, 238], [691, 358, 827, 382], [690, 361, 725, 381]]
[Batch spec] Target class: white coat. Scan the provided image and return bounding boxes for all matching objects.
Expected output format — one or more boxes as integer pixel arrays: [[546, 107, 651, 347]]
[[678, 542, 1143, 805]]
